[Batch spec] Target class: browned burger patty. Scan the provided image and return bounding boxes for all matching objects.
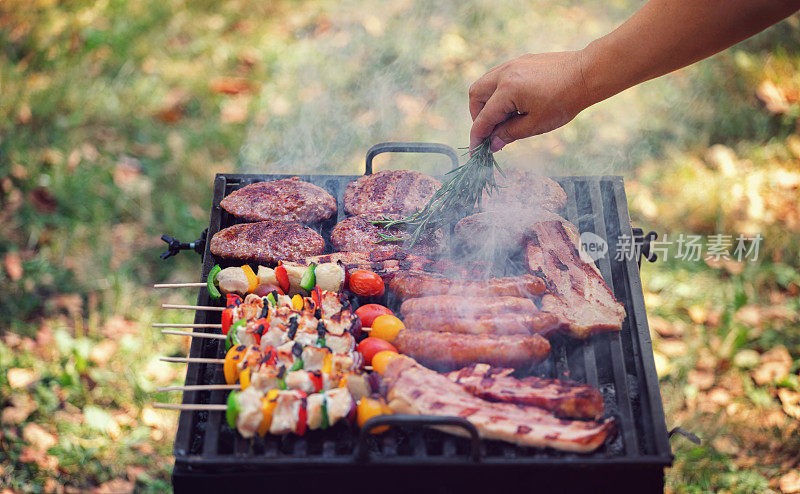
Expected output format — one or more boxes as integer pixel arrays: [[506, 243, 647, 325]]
[[481, 168, 566, 213], [393, 330, 550, 370], [388, 270, 546, 300], [344, 170, 441, 216], [220, 177, 336, 223], [210, 220, 325, 264], [330, 214, 445, 258]]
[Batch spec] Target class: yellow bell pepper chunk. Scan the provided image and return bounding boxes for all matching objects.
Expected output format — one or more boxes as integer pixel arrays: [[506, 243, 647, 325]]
[[291, 294, 304, 311], [241, 264, 258, 294], [257, 389, 280, 437], [322, 353, 333, 375], [223, 345, 247, 385], [239, 367, 251, 390]]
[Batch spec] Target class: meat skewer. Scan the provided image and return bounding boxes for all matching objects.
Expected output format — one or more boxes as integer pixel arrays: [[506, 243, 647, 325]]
[[162, 304, 224, 311], [160, 330, 226, 340], [152, 323, 221, 329], [153, 282, 206, 288], [158, 384, 240, 392], [155, 403, 227, 411]]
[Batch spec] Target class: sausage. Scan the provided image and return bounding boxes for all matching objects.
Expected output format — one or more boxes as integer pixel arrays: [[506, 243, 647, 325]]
[[393, 330, 550, 371], [388, 270, 546, 300], [401, 312, 560, 336], [399, 296, 537, 317]]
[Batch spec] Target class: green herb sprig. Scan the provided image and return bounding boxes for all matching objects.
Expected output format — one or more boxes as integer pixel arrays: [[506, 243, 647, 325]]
[[372, 137, 504, 247]]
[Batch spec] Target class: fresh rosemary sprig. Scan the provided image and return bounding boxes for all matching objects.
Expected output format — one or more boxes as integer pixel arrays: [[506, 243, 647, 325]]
[[372, 137, 504, 247]]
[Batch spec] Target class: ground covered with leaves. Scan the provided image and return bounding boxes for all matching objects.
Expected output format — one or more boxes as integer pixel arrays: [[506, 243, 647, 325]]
[[1, 1, 799, 492]]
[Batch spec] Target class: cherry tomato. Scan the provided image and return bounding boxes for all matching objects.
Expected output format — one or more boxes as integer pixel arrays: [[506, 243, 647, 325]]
[[348, 270, 385, 297], [253, 283, 283, 297], [357, 337, 397, 365], [357, 396, 393, 433], [355, 304, 394, 328], [370, 315, 405, 343], [371, 350, 400, 375]]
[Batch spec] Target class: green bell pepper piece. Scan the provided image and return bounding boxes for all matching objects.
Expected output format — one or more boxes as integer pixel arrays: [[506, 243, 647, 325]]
[[225, 319, 245, 351], [320, 396, 329, 430], [226, 392, 241, 429], [207, 265, 222, 300], [289, 358, 304, 372], [300, 263, 317, 291]]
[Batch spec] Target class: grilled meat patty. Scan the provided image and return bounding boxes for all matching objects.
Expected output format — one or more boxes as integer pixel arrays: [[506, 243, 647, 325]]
[[453, 209, 566, 252], [525, 219, 626, 338], [388, 270, 546, 300], [393, 330, 550, 370], [481, 168, 567, 213], [220, 177, 336, 223], [330, 214, 445, 258], [210, 220, 325, 264], [344, 170, 441, 216], [383, 356, 615, 452], [447, 364, 605, 420]]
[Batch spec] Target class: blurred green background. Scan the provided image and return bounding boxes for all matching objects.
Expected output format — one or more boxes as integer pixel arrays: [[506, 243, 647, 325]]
[[1, 1, 799, 492]]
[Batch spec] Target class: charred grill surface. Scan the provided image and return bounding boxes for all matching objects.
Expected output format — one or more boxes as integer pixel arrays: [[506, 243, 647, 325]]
[[447, 363, 605, 420]]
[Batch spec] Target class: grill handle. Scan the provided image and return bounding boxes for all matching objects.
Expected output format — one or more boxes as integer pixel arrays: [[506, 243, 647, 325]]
[[355, 414, 481, 462], [365, 142, 460, 175]]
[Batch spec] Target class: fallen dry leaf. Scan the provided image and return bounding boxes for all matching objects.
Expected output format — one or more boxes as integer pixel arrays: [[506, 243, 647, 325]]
[[220, 96, 249, 124], [781, 470, 800, 494], [19, 447, 59, 471], [91, 479, 133, 494], [8, 368, 39, 389], [53, 293, 83, 317], [708, 387, 732, 407], [1, 394, 36, 424], [778, 388, 800, 419], [649, 315, 684, 338], [30, 187, 58, 213], [102, 316, 138, 338], [89, 339, 117, 366], [688, 369, 715, 390], [3, 252, 23, 281], [657, 339, 688, 358], [23, 423, 57, 453], [712, 436, 740, 455], [210, 77, 254, 95], [752, 346, 792, 385], [688, 305, 708, 324], [756, 80, 791, 115]]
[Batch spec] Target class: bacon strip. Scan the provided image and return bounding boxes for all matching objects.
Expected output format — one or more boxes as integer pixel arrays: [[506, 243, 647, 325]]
[[383, 357, 615, 453], [446, 364, 604, 420], [524, 220, 626, 338]]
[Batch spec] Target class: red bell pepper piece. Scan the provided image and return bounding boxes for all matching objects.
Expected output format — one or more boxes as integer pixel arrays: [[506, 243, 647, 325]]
[[226, 293, 242, 307], [275, 265, 290, 294], [295, 391, 308, 436], [261, 346, 277, 366], [310, 286, 321, 309], [221, 308, 233, 335], [248, 317, 268, 347], [309, 371, 323, 393]]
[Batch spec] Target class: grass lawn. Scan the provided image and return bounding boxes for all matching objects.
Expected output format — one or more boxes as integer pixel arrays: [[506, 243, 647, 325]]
[[1, 1, 799, 492]]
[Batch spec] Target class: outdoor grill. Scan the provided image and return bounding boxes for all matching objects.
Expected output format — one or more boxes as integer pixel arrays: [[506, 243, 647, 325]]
[[166, 142, 673, 492]]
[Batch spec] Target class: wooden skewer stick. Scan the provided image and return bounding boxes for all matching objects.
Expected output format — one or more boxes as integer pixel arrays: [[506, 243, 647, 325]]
[[161, 330, 226, 340], [361, 327, 371, 332], [161, 357, 225, 364], [152, 323, 222, 329], [162, 304, 224, 311], [154, 283, 206, 288], [157, 384, 240, 392], [154, 403, 227, 411]]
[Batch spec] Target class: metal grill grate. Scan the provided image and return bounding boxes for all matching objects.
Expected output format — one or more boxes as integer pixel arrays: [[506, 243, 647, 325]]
[[170, 145, 671, 491]]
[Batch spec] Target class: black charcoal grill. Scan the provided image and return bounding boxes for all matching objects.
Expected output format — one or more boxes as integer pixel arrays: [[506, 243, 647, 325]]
[[167, 142, 673, 492]]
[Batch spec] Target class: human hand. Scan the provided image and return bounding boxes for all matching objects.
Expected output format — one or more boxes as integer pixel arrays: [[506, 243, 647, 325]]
[[469, 51, 592, 152]]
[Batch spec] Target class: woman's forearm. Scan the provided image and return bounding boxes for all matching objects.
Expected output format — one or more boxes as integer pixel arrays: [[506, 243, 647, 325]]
[[581, 0, 800, 105]]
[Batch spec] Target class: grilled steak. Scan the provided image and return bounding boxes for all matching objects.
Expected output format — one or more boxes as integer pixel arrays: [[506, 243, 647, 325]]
[[344, 170, 441, 216], [220, 177, 336, 223], [383, 356, 615, 453], [524, 220, 626, 338], [330, 214, 445, 258], [447, 364, 605, 420], [302, 251, 438, 281], [393, 330, 550, 370], [388, 270, 546, 300], [481, 168, 566, 213], [210, 220, 325, 264], [453, 209, 566, 252]]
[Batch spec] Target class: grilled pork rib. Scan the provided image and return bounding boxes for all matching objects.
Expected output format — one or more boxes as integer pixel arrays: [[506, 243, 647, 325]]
[[393, 330, 550, 370], [446, 364, 605, 420], [524, 220, 626, 338], [383, 357, 615, 453]]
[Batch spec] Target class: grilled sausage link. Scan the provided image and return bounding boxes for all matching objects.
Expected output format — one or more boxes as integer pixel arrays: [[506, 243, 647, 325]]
[[393, 330, 550, 371], [401, 312, 560, 336], [388, 271, 546, 300]]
